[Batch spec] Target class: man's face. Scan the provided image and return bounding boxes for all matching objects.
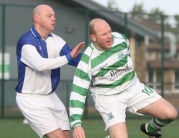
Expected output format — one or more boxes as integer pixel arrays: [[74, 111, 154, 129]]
[[91, 22, 113, 50], [38, 7, 56, 32]]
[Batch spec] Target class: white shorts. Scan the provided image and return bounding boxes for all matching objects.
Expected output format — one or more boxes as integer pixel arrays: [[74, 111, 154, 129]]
[[16, 92, 70, 138], [91, 79, 161, 130]]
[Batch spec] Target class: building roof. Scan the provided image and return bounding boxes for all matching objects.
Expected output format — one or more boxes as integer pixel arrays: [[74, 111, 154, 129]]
[[61, 0, 159, 41]]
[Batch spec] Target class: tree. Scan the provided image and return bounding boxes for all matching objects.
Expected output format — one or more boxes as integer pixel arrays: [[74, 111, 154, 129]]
[[149, 8, 164, 23], [130, 3, 146, 20], [106, 1, 178, 40], [174, 15, 179, 28], [107, 0, 119, 11], [129, 4, 166, 31]]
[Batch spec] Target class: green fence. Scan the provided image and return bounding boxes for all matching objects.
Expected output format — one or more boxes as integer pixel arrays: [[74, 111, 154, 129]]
[[0, 3, 179, 119]]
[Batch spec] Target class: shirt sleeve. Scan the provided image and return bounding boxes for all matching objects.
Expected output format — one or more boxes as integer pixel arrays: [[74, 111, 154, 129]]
[[69, 52, 92, 128], [60, 43, 82, 67], [21, 44, 69, 71]]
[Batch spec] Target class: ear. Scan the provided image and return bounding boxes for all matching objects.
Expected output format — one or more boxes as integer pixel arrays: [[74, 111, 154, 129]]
[[90, 34, 96, 42], [34, 15, 40, 23]]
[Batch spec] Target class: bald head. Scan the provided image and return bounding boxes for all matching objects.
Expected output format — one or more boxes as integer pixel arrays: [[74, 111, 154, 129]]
[[88, 18, 112, 50], [89, 18, 109, 35], [32, 5, 53, 21], [32, 4, 56, 37]]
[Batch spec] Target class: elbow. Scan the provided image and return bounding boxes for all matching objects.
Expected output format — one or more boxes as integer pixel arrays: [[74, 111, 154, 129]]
[[33, 64, 46, 71], [34, 66, 44, 71]]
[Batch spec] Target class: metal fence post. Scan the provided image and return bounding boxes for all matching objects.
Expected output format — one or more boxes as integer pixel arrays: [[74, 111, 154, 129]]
[[84, 9, 89, 120], [1, 4, 6, 118], [161, 14, 165, 97], [124, 13, 128, 37]]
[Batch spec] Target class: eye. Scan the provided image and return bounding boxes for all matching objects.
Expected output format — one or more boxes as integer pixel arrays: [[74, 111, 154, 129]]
[[47, 14, 52, 18], [102, 33, 107, 36]]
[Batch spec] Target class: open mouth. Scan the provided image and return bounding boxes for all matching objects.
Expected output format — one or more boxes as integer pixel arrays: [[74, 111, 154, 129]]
[[106, 39, 111, 45], [52, 23, 55, 26]]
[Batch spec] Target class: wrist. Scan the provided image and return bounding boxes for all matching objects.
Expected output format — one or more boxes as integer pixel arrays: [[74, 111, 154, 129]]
[[74, 124, 81, 128], [72, 123, 82, 129], [66, 54, 72, 62]]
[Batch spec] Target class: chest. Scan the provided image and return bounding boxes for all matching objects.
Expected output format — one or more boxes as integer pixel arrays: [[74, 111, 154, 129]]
[[91, 48, 129, 77], [34, 38, 61, 58]]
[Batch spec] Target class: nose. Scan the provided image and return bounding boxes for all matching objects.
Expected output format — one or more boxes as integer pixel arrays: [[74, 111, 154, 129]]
[[52, 15, 56, 21], [107, 32, 112, 38]]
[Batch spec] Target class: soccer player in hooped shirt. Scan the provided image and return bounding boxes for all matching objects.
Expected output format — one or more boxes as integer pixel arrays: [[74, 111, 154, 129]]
[[69, 18, 178, 138]]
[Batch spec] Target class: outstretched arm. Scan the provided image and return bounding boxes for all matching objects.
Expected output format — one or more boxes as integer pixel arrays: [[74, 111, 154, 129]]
[[69, 47, 93, 137]]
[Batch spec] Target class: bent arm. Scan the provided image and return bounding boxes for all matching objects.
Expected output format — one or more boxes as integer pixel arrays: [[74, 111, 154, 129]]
[[21, 45, 70, 71], [60, 43, 84, 67]]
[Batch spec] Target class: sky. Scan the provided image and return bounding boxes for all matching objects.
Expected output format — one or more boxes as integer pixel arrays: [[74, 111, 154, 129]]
[[92, 0, 179, 16]]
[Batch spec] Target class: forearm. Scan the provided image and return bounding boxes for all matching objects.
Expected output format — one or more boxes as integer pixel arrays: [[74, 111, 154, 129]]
[[69, 90, 86, 128], [69, 52, 92, 128], [21, 45, 71, 71]]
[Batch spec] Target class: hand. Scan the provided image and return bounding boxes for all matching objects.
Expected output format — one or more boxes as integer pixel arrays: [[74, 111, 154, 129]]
[[73, 125, 85, 138], [70, 42, 85, 58]]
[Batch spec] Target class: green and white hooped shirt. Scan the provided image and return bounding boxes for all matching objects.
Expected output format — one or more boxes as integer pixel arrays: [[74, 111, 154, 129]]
[[69, 32, 137, 128]]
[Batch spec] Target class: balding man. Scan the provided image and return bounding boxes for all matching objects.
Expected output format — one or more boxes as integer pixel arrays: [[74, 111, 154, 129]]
[[15, 4, 84, 138], [69, 18, 177, 138]]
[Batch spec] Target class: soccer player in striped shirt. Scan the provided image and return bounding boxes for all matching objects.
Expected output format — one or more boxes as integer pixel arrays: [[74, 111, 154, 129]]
[[69, 18, 178, 138]]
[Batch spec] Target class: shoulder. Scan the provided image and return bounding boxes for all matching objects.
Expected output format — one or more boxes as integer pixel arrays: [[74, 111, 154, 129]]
[[51, 33, 65, 41], [19, 30, 32, 40], [50, 33, 66, 45], [112, 32, 128, 41], [83, 45, 93, 55], [17, 30, 35, 46], [112, 32, 129, 47]]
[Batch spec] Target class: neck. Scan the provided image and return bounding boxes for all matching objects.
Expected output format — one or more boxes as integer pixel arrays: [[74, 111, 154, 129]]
[[93, 43, 104, 51], [38, 30, 49, 39], [34, 25, 50, 39]]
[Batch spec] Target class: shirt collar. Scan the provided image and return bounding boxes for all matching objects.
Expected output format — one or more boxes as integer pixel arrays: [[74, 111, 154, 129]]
[[31, 26, 52, 38]]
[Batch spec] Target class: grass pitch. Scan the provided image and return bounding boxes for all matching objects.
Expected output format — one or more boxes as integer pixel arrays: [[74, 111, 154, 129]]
[[0, 118, 178, 138]]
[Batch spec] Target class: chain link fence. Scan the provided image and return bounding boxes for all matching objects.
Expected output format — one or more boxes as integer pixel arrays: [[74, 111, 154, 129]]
[[0, 3, 179, 119]]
